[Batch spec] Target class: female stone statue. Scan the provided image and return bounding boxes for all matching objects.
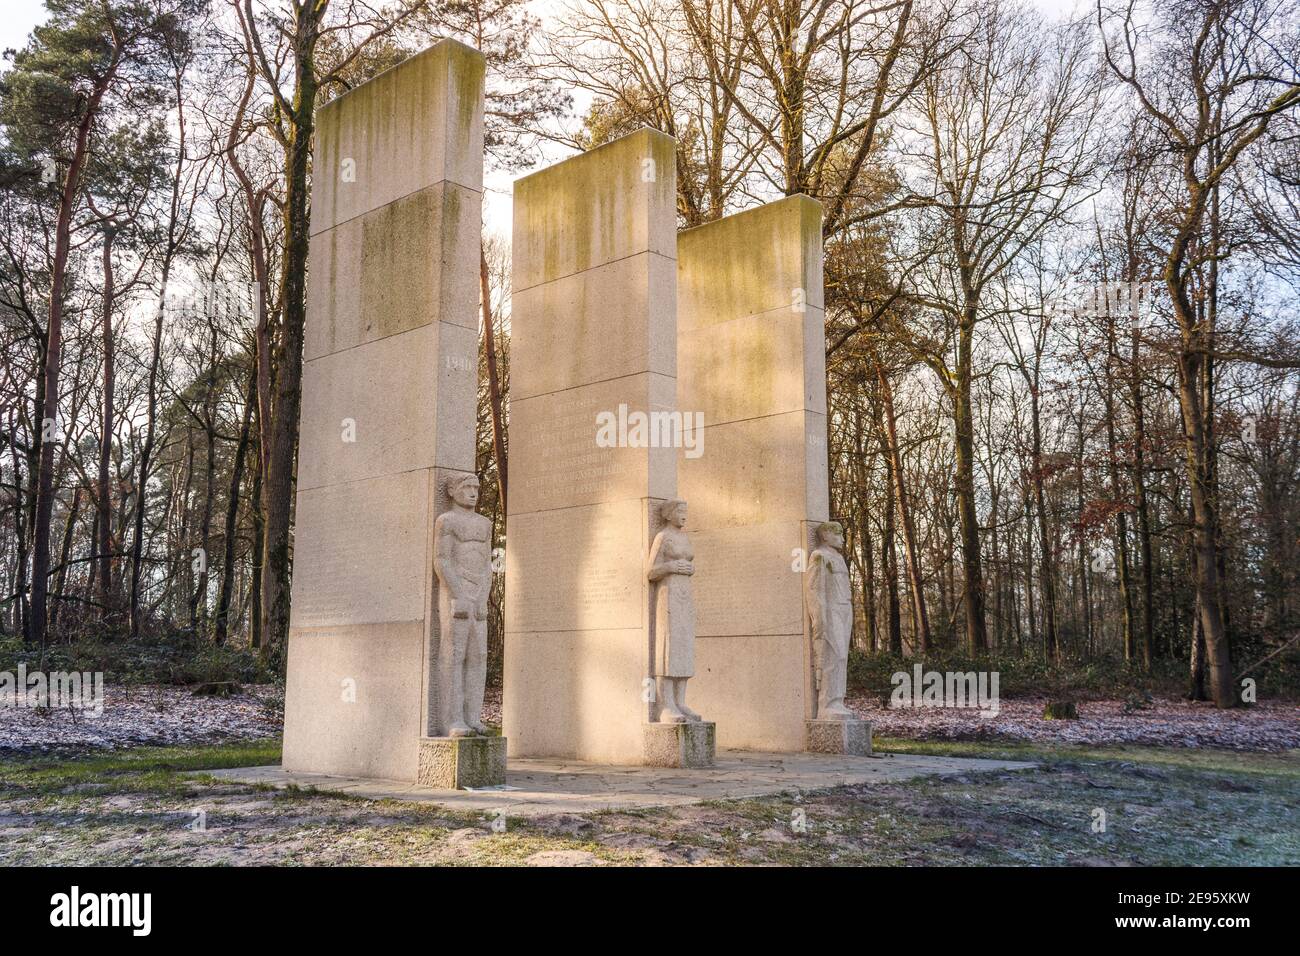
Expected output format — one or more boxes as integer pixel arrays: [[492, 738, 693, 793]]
[[805, 520, 854, 719], [647, 498, 703, 723]]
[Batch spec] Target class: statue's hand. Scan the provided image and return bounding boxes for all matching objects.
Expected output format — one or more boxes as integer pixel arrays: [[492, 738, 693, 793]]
[[452, 598, 471, 620], [673, 559, 693, 575]]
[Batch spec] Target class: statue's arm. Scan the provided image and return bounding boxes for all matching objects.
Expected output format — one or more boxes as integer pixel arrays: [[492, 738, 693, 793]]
[[433, 516, 465, 601], [805, 552, 827, 633], [647, 531, 669, 582]]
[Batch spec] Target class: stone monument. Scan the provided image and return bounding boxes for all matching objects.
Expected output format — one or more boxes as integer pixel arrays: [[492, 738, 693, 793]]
[[805, 521, 871, 754], [676, 195, 832, 752], [503, 128, 712, 767], [281, 40, 503, 788]]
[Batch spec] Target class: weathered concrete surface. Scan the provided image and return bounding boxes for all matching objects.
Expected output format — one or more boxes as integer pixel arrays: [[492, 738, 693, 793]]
[[677, 196, 828, 753], [643, 721, 716, 768], [503, 129, 679, 765], [282, 40, 485, 783], [207, 751, 1036, 817], [417, 736, 508, 789], [806, 719, 872, 755]]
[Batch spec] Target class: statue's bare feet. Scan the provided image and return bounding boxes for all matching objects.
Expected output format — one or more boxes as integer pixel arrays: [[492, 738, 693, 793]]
[[660, 704, 689, 723], [470, 723, 490, 735], [679, 703, 703, 722], [448, 722, 474, 738], [821, 702, 854, 720]]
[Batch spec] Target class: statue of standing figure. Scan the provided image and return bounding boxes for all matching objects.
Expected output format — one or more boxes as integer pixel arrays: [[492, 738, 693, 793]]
[[433, 473, 492, 737], [806, 520, 854, 719], [647, 498, 703, 723]]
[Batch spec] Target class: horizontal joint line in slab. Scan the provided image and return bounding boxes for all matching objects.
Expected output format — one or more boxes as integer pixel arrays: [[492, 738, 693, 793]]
[[310, 179, 483, 237], [290, 618, 426, 631], [512, 249, 677, 296], [504, 627, 646, 634], [503, 627, 644, 635], [306, 317, 474, 363], [680, 301, 825, 330], [512, 368, 676, 402], [507, 495, 670, 518], [297, 463, 473, 495], [683, 408, 825, 431], [697, 633, 804, 639]]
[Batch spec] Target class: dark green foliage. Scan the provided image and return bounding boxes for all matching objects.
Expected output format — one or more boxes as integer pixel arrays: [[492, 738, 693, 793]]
[[845, 647, 1292, 702], [0, 631, 273, 686]]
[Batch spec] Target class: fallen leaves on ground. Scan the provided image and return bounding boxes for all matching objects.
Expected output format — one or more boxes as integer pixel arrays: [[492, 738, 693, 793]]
[[851, 695, 1300, 752]]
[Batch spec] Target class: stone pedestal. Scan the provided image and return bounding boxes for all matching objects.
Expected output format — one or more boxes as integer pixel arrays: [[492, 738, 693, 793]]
[[417, 736, 507, 789], [643, 722, 716, 768], [805, 719, 872, 756]]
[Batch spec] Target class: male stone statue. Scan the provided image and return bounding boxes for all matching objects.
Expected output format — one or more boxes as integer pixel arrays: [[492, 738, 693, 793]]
[[805, 520, 854, 719], [433, 473, 492, 737]]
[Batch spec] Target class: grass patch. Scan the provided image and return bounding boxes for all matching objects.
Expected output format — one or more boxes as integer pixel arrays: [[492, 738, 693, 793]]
[[0, 740, 282, 798]]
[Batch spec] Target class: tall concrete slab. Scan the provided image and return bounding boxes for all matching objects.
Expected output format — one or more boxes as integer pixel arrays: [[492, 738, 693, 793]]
[[504, 128, 679, 764], [677, 196, 829, 752], [282, 40, 485, 782]]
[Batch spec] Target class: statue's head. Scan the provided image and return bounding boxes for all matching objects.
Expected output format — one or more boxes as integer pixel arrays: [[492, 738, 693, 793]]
[[446, 473, 480, 509], [659, 497, 688, 529], [816, 520, 844, 551]]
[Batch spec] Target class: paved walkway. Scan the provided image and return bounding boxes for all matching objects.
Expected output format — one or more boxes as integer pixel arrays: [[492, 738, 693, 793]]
[[206, 751, 1034, 817]]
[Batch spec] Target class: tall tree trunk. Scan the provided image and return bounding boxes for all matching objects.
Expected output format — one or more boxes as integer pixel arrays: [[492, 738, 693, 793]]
[[215, 364, 257, 645], [1023, 486, 1038, 651], [128, 264, 172, 638], [1189, 589, 1207, 700], [1076, 412, 1091, 657], [9, 411, 31, 637], [954, 315, 988, 652], [97, 228, 117, 625], [876, 360, 930, 651], [249, 459, 265, 650], [30, 73, 111, 650], [1102, 305, 1137, 665], [48, 488, 82, 638], [261, 2, 327, 657], [481, 245, 507, 513], [1030, 382, 1059, 662], [878, 431, 902, 655], [1130, 353, 1155, 667]]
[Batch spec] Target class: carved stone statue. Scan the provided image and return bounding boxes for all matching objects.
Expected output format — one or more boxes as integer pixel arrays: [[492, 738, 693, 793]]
[[433, 473, 492, 737], [806, 520, 854, 719], [647, 498, 703, 723]]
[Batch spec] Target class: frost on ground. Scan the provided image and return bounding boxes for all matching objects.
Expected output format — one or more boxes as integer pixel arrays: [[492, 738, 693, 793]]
[[2, 683, 1297, 754], [852, 695, 1300, 753], [0, 684, 281, 755]]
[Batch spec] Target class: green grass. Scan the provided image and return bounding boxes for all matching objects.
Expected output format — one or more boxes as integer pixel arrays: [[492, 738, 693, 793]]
[[0, 740, 283, 797]]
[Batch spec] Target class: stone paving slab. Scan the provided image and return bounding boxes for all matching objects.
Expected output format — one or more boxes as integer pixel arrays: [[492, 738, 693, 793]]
[[203, 751, 1034, 817]]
